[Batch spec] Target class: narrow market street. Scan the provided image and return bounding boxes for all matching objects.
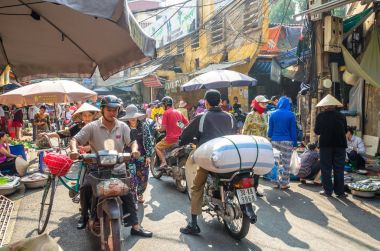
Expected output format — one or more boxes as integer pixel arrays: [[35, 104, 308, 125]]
[[7, 176, 380, 251]]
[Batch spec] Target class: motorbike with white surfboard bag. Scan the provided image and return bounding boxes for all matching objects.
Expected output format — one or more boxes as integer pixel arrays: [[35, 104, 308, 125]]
[[186, 134, 274, 240]]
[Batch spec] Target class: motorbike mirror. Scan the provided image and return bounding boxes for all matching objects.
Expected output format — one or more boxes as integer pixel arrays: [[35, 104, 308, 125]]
[[104, 139, 115, 151]]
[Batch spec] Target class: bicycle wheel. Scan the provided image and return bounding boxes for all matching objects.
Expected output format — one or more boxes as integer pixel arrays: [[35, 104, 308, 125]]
[[37, 175, 57, 234]]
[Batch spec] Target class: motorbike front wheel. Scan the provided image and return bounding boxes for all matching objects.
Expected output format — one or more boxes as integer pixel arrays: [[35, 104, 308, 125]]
[[104, 216, 123, 251], [223, 195, 250, 240], [150, 155, 163, 179]]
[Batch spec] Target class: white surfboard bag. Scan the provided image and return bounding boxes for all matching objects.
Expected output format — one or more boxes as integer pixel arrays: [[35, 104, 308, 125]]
[[192, 135, 274, 175]]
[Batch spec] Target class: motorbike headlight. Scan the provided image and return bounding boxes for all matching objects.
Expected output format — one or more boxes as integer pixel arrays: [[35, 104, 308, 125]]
[[99, 155, 118, 165]]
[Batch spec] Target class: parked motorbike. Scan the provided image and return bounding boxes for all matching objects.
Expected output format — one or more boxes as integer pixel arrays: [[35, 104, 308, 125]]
[[192, 169, 257, 240], [80, 150, 131, 251]]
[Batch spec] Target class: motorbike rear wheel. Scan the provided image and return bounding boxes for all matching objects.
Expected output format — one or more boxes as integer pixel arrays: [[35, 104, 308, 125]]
[[223, 195, 250, 240], [150, 155, 163, 179], [104, 215, 122, 251]]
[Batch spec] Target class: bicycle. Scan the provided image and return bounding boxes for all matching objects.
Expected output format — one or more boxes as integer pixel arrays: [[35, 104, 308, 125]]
[[37, 135, 86, 234]]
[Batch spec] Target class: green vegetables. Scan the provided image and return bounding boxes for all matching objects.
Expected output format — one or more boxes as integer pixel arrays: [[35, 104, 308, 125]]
[[0, 177, 13, 185]]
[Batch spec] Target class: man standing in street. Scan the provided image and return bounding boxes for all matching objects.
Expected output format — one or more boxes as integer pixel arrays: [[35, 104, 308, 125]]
[[314, 94, 347, 198], [179, 89, 237, 235]]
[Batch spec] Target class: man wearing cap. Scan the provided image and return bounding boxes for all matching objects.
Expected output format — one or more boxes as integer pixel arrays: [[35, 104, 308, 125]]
[[151, 100, 165, 120], [179, 89, 237, 235], [70, 95, 153, 237], [314, 94, 347, 198]]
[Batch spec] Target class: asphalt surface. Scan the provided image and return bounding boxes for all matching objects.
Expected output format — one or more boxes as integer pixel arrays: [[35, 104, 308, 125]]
[[8, 175, 380, 251]]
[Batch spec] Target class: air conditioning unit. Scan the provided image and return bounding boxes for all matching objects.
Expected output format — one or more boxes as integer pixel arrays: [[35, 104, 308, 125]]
[[324, 16, 343, 53], [309, 0, 322, 21]]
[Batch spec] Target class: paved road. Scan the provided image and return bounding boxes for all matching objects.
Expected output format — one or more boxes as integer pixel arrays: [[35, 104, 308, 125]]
[[8, 175, 380, 251]]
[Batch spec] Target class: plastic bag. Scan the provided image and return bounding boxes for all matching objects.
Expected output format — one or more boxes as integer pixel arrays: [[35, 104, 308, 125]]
[[289, 150, 300, 175]]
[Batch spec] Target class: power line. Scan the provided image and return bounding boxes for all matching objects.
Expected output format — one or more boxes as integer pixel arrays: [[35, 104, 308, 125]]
[[133, 0, 231, 14], [151, 1, 188, 36]]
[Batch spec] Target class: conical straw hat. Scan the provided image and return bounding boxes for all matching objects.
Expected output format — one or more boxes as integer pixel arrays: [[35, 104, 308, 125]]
[[72, 103, 100, 122], [316, 94, 343, 107]]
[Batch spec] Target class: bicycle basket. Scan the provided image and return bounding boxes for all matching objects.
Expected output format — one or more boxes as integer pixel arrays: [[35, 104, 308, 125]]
[[44, 153, 73, 176], [88, 171, 129, 198]]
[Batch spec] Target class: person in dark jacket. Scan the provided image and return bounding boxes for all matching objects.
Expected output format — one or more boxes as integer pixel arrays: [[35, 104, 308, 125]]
[[268, 96, 297, 189], [314, 94, 347, 198], [179, 89, 237, 235]]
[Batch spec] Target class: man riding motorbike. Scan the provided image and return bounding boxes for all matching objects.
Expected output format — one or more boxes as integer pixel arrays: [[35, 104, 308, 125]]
[[70, 95, 152, 237], [155, 96, 189, 170], [179, 89, 237, 235]]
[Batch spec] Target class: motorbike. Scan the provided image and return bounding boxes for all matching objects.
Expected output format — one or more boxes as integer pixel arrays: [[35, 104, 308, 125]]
[[150, 139, 193, 193], [150, 118, 191, 193], [80, 150, 131, 251], [194, 169, 257, 240]]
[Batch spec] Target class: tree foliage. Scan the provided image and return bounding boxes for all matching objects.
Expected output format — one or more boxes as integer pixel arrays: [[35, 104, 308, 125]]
[[269, 0, 307, 24]]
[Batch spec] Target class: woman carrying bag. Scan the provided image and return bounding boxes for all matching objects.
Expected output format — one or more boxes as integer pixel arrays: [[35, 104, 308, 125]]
[[120, 104, 154, 203]]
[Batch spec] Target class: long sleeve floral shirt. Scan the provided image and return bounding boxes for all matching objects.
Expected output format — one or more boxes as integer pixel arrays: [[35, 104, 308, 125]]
[[242, 111, 268, 137]]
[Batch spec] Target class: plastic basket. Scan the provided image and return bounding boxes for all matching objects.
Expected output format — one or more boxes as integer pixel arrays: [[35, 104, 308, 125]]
[[88, 171, 129, 198], [43, 153, 73, 176]]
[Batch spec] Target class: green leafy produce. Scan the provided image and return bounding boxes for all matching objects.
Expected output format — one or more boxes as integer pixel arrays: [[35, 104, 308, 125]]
[[0, 177, 12, 185]]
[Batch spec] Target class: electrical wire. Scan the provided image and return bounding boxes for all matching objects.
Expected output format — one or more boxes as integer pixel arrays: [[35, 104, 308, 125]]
[[133, 0, 231, 14], [151, 1, 188, 36]]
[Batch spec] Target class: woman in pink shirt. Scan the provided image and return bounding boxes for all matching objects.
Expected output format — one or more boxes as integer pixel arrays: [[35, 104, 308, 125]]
[[0, 132, 22, 175]]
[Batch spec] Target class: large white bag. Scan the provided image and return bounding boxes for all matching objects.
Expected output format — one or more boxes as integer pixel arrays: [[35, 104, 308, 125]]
[[192, 135, 274, 175], [289, 150, 301, 175]]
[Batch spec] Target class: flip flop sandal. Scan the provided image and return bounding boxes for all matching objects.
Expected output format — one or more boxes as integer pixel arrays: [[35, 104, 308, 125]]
[[281, 185, 290, 190]]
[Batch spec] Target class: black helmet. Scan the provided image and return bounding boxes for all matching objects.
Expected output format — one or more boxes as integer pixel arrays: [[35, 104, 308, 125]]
[[161, 96, 173, 106], [100, 95, 122, 109]]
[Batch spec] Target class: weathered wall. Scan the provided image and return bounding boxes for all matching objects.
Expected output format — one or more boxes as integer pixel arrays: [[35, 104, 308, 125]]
[[156, 0, 269, 111], [364, 84, 380, 137]]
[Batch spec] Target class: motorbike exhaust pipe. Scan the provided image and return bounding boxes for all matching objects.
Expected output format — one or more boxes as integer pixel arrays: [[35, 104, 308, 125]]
[[241, 204, 257, 224]]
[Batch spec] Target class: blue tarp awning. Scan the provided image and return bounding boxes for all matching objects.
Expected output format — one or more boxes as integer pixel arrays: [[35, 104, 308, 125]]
[[250, 60, 272, 75]]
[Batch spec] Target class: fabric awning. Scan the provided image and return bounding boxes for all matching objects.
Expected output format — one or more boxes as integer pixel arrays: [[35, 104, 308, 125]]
[[191, 60, 247, 76], [113, 86, 134, 92], [125, 64, 162, 81], [93, 87, 111, 95], [342, 28, 380, 88], [250, 60, 272, 75]]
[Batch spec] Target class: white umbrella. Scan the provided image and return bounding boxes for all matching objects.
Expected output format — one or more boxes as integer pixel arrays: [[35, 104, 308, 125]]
[[181, 70, 257, 92], [0, 80, 97, 105]]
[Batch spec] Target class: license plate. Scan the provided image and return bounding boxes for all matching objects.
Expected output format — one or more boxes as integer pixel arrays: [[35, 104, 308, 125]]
[[236, 188, 256, 204]]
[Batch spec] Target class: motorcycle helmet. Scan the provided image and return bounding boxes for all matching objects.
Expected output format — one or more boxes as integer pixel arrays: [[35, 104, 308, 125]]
[[161, 96, 173, 106], [100, 95, 122, 109]]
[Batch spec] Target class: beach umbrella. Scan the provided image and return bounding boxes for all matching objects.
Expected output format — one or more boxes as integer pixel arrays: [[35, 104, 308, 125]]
[[181, 70, 257, 92], [0, 80, 96, 105]]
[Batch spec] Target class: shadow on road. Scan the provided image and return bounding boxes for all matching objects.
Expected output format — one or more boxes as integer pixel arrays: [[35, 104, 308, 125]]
[[330, 197, 380, 242], [145, 176, 189, 221], [49, 213, 98, 251]]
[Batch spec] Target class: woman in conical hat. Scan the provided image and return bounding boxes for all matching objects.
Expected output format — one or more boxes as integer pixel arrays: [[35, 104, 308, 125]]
[[314, 94, 347, 198], [316, 94, 343, 108], [41, 103, 100, 148]]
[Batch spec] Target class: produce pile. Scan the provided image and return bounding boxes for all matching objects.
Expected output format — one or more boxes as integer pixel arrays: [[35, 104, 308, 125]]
[[9, 139, 35, 150], [348, 179, 380, 192]]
